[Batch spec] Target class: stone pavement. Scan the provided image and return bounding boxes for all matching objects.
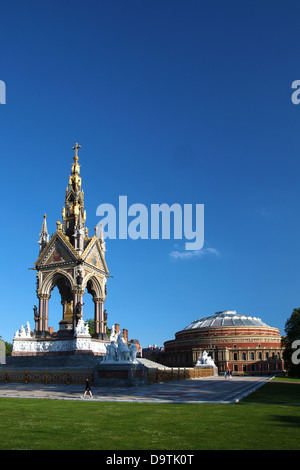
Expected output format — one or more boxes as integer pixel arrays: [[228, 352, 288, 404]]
[[0, 376, 271, 404]]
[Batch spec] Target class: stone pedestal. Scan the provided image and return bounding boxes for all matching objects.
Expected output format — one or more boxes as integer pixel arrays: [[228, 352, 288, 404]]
[[12, 318, 109, 357], [94, 361, 147, 386], [195, 364, 218, 377]]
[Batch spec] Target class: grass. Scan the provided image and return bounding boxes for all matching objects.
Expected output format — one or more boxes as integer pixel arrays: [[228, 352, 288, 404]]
[[240, 378, 300, 405], [0, 395, 299, 450], [272, 376, 300, 383], [0, 377, 299, 450]]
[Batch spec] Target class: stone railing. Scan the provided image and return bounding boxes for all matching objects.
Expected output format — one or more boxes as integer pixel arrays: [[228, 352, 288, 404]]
[[0, 366, 215, 385], [0, 368, 94, 385], [147, 367, 214, 383]]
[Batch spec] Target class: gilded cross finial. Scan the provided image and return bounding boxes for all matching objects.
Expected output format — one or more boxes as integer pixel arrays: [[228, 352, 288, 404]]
[[72, 142, 81, 161]]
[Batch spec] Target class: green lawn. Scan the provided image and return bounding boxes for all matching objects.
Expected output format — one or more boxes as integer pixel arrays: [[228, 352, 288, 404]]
[[272, 376, 300, 383], [240, 378, 300, 405], [0, 396, 299, 450]]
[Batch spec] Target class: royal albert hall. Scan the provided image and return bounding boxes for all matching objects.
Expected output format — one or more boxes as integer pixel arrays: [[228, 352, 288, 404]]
[[160, 311, 284, 375]]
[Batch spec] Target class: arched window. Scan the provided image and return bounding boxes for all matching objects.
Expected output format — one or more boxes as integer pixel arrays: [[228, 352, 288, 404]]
[[233, 353, 238, 361], [242, 352, 246, 361], [250, 352, 255, 360]]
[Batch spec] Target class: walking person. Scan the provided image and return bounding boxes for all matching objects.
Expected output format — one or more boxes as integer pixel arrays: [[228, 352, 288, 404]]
[[82, 377, 93, 398]]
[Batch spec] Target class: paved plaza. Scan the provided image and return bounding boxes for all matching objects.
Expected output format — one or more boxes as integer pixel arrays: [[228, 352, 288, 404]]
[[0, 376, 271, 404]]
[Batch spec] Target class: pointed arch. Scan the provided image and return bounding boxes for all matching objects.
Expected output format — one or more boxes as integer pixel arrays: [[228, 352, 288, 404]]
[[84, 273, 104, 300], [40, 269, 75, 296]]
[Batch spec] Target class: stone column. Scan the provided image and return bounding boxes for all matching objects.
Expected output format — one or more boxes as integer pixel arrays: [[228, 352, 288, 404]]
[[93, 298, 100, 338], [72, 292, 78, 330], [61, 300, 67, 316], [38, 296, 43, 334], [44, 295, 50, 334], [36, 294, 50, 337], [93, 298, 107, 339], [99, 300, 105, 335]]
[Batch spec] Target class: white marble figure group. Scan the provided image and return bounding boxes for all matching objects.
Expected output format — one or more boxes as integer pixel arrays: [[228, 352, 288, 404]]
[[103, 325, 138, 363], [14, 321, 32, 338], [196, 350, 216, 367], [74, 317, 90, 336], [14, 318, 90, 339]]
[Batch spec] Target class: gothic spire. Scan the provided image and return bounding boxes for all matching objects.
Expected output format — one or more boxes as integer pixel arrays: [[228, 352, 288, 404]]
[[62, 143, 85, 245], [38, 214, 49, 253]]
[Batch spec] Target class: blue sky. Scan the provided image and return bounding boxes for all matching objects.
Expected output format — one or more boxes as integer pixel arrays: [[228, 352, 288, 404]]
[[1, 0, 300, 347]]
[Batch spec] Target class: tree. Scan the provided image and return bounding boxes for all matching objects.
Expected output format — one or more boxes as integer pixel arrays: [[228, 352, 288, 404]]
[[282, 308, 300, 377], [5, 342, 12, 356], [0, 336, 12, 357], [85, 319, 111, 338], [85, 318, 95, 336]]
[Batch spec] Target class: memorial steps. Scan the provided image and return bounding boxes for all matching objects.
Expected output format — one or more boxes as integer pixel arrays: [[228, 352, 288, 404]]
[[0, 355, 169, 371]]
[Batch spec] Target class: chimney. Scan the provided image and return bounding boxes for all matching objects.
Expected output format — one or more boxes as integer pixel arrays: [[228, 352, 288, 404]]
[[123, 328, 128, 343]]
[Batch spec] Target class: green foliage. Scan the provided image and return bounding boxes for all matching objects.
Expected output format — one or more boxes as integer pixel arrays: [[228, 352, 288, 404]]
[[0, 337, 12, 357], [85, 318, 95, 336], [282, 308, 300, 377], [85, 319, 111, 338], [5, 342, 12, 356]]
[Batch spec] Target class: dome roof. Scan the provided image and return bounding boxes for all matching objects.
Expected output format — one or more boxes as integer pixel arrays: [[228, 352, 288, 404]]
[[184, 311, 270, 330]]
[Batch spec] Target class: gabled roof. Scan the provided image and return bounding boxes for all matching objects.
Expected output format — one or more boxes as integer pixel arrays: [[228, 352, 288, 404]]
[[81, 236, 109, 274], [35, 230, 80, 267], [35, 227, 109, 276]]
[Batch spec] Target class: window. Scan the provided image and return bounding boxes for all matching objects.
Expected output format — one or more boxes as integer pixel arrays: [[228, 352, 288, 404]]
[[242, 353, 246, 361], [233, 353, 238, 361], [250, 352, 255, 360]]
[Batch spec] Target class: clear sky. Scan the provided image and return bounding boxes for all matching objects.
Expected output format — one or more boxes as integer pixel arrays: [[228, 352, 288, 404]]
[[1, 0, 300, 347]]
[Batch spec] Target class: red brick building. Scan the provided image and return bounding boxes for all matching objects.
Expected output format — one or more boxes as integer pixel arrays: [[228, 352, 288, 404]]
[[114, 323, 142, 357], [149, 311, 284, 375]]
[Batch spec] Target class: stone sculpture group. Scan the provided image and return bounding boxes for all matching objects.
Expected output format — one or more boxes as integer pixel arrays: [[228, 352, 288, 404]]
[[14, 322, 32, 338], [103, 325, 138, 363], [195, 350, 218, 376], [196, 350, 216, 367]]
